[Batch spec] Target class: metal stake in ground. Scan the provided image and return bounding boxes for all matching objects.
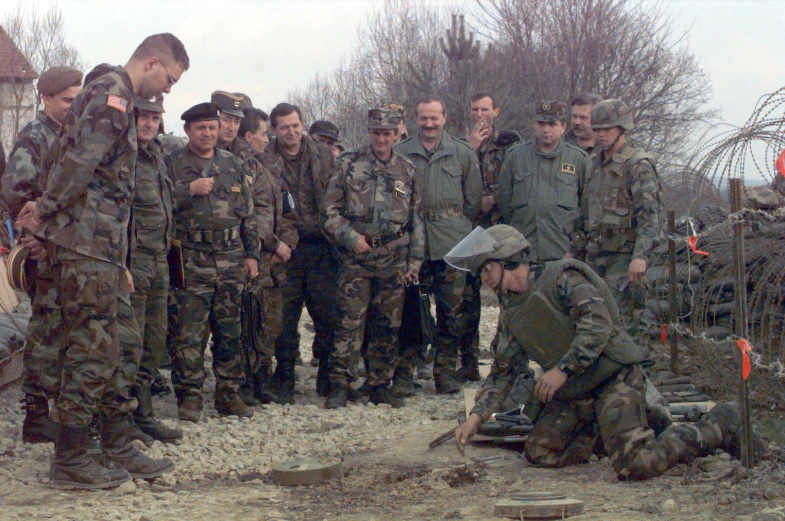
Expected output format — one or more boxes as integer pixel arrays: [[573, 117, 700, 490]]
[[729, 178, 754, 468], [668, 211, 678, 374]]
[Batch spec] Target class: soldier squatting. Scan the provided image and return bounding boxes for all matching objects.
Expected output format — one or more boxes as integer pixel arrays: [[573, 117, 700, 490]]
[[0, 32, 762, 491]]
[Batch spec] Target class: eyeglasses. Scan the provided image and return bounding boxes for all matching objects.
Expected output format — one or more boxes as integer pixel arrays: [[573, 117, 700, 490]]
[[158, 59, 177, 87]]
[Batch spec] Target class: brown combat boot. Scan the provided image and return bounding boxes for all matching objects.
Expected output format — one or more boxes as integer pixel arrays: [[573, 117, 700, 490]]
[[435, 372, 462, 395], [133, 385, 183, 443], [50, 425, 130, 490], [100, 417, 175, 479], [22, 394, 57, 444], [178, 396, 203, 423], [369, 385, 405, 408], [390, 366, 416, 398], [215, 392, 254, 418]]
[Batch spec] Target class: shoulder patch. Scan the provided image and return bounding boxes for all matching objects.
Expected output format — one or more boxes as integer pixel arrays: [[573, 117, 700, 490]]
[[106, 95, 128, 113], [560, 163, 576, 175]]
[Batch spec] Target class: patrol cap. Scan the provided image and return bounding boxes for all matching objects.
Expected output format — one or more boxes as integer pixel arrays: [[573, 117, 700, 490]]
[[210, 90, 244, 118], [309, 120, 339, 141], [367, 107, 402, 130], [234, 92, 253, 110], [37, 66, 83, 96], [445, 225, 530, 276], [135, 96, 165, 113], [534, 100, 567, 123], [181, 102, 221, 123], [382, 102, 406, 119]]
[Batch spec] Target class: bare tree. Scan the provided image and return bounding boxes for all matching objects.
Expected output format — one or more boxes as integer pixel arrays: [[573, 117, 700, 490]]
[[1, 2, 87, 150]]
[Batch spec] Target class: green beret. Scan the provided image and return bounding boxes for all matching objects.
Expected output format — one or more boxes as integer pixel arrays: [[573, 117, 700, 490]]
[[37, 66, 83, 96], [534, 100, 567, 123]]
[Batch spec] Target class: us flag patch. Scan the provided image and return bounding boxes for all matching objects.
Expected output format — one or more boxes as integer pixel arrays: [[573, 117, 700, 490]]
[[106, 95, 128, 113]]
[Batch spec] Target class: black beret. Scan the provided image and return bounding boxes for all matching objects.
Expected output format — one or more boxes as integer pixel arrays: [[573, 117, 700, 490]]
[[309, 120, 339, 141], [37, 66, 83, 96], [181, 102, 221, 123]]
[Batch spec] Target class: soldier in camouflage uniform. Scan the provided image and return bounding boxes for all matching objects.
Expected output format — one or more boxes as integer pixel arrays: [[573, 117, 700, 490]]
[[238, 106, 299, 404], [167, 102, 260, 422], [1, 66, 82, 444], [565, 93, 601, 154], [19, 34, 188, 490], [499, 101, 590, 263], [322, 107, 424, 408], [126, 96, 182, 442], [396, 95, 482, 394], [567, 99, 663, 343], [456, 92, 522, 383], [450, 225, 764, 480], [258, 103, 337, 404]]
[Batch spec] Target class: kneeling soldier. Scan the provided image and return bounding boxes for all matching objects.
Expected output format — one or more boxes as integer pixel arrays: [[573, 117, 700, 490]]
[[450, 225, 764, 480], [322, 107, 424, 408]]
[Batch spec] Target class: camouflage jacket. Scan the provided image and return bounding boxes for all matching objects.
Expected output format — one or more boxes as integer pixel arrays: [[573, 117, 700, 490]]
[[220, 138, 275, 254], [258, 136, 334, 242], [569, 142, 663, 261], [130, 139, 174, 257], [253, 150, 299, 288], [498, 138, 590, 262], [323, 145, 424, 273], [471, 259, 643, 421], [167, 146, 259, 259], [2, 112, 60, 219], [396, 132, 482, 260], [464, 126, 522, 227], [37, 66, 137, 267]]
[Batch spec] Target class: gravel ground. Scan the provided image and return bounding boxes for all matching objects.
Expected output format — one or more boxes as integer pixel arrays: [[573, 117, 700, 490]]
[[1, 306, 784, 520]]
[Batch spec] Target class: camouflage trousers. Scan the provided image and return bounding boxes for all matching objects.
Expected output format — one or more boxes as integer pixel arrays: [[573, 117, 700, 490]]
[[21, 257, 66, 399], [51, 248, 138, 427], [115, 287, 143, 415], [425, 260, 466, 379], [525, 364, 723, 480], [171, 247, 246, 399], [585, 253, 646, 342], [276, 239, 338, 364], [129, 254, 169, 388], [330, 254, 406, 387], [456, 273, 481, 368]]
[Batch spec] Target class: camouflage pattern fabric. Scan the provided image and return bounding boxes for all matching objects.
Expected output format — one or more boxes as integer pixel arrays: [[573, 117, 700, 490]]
[[114, 288, 143, 414], [258, 287, 283, 365], [322, 145, 423, 386], [1, 112, 60, 218], [525, 364, 724, 480], [167, 146, 259, 399], [583, 252, 645, 342], [466, 127, 521, 227], [37, 66, 137, 268], [456, 273, 481, 370], [498, 139, 589, 262], [129, 257, 169, 388]]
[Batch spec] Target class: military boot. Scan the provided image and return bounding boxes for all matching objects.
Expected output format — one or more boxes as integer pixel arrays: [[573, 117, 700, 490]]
[[240, 380, 261, 406], [270, 359, 296, 405], [456, 356, 481, 383], [253, 364, 277, 404], [50, 424, 130, 490], [416, 354, 432, 381], [390, 365, 416, 398], [127, 418, 155, 447], [100, 417, 175, 479], [133, 385, 183, 443], [178, 395, 203, 423], [325, 385, 348, 409], [706, 401, 767, 462], [215, 392, 254, 418], [22, 394, 57, 444], [316, 358, 332, 397], [435, 372, 462, 395], [151, 370, 172, 396], [369, 385, 405, 408], [647, 404, 673, 437]]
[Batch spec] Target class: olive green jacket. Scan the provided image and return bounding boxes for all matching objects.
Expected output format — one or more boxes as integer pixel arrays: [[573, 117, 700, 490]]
[[396, 132, 482, 260]]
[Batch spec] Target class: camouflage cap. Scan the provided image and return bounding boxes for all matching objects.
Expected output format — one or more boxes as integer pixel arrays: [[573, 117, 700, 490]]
[[591, 99, 634, 130], [382, 102, 406, 119], [181, 102, 221, 123], [367, 107, 402, 130], [534, 101, 567, 123], [210, 90, 244, 118], [38, 66, 83, 96], [309, 120, 340, 140], [135, 96, 165, 114], [234, 92, 253, 110]]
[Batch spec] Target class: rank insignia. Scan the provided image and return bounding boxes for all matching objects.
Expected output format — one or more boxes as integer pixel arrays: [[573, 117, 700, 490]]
[[561, 163, 576, 175]]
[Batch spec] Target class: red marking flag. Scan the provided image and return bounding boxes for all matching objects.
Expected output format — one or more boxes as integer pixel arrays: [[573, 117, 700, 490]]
[[736, 339, 752, 381], [660, 323, 669, 345], [688, 235, 709, 256], [777, 148, 785, 178]]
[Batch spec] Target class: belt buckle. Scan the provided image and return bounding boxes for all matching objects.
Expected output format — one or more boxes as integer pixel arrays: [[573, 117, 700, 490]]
[[371, 237, 382, 248]]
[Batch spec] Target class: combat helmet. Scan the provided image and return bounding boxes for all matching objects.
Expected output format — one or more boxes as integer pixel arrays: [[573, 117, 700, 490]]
[[591, 99, 634, 130], [445, 225, 530, 276]]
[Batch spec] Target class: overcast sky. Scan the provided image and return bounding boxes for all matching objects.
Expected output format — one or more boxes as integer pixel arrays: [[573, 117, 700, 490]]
[[2, 0, 783, 149]]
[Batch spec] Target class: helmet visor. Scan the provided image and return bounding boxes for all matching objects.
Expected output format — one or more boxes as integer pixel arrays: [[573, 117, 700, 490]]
[[444, 227, 499, 272]]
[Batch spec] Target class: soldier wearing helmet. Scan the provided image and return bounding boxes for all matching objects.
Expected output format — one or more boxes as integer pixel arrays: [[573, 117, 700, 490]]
[[567, 99, 663, 345], [450, 225, 762, 481]]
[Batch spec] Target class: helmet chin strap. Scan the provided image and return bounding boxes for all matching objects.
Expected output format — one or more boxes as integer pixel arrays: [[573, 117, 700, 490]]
[[600, 128, 625, 153]]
